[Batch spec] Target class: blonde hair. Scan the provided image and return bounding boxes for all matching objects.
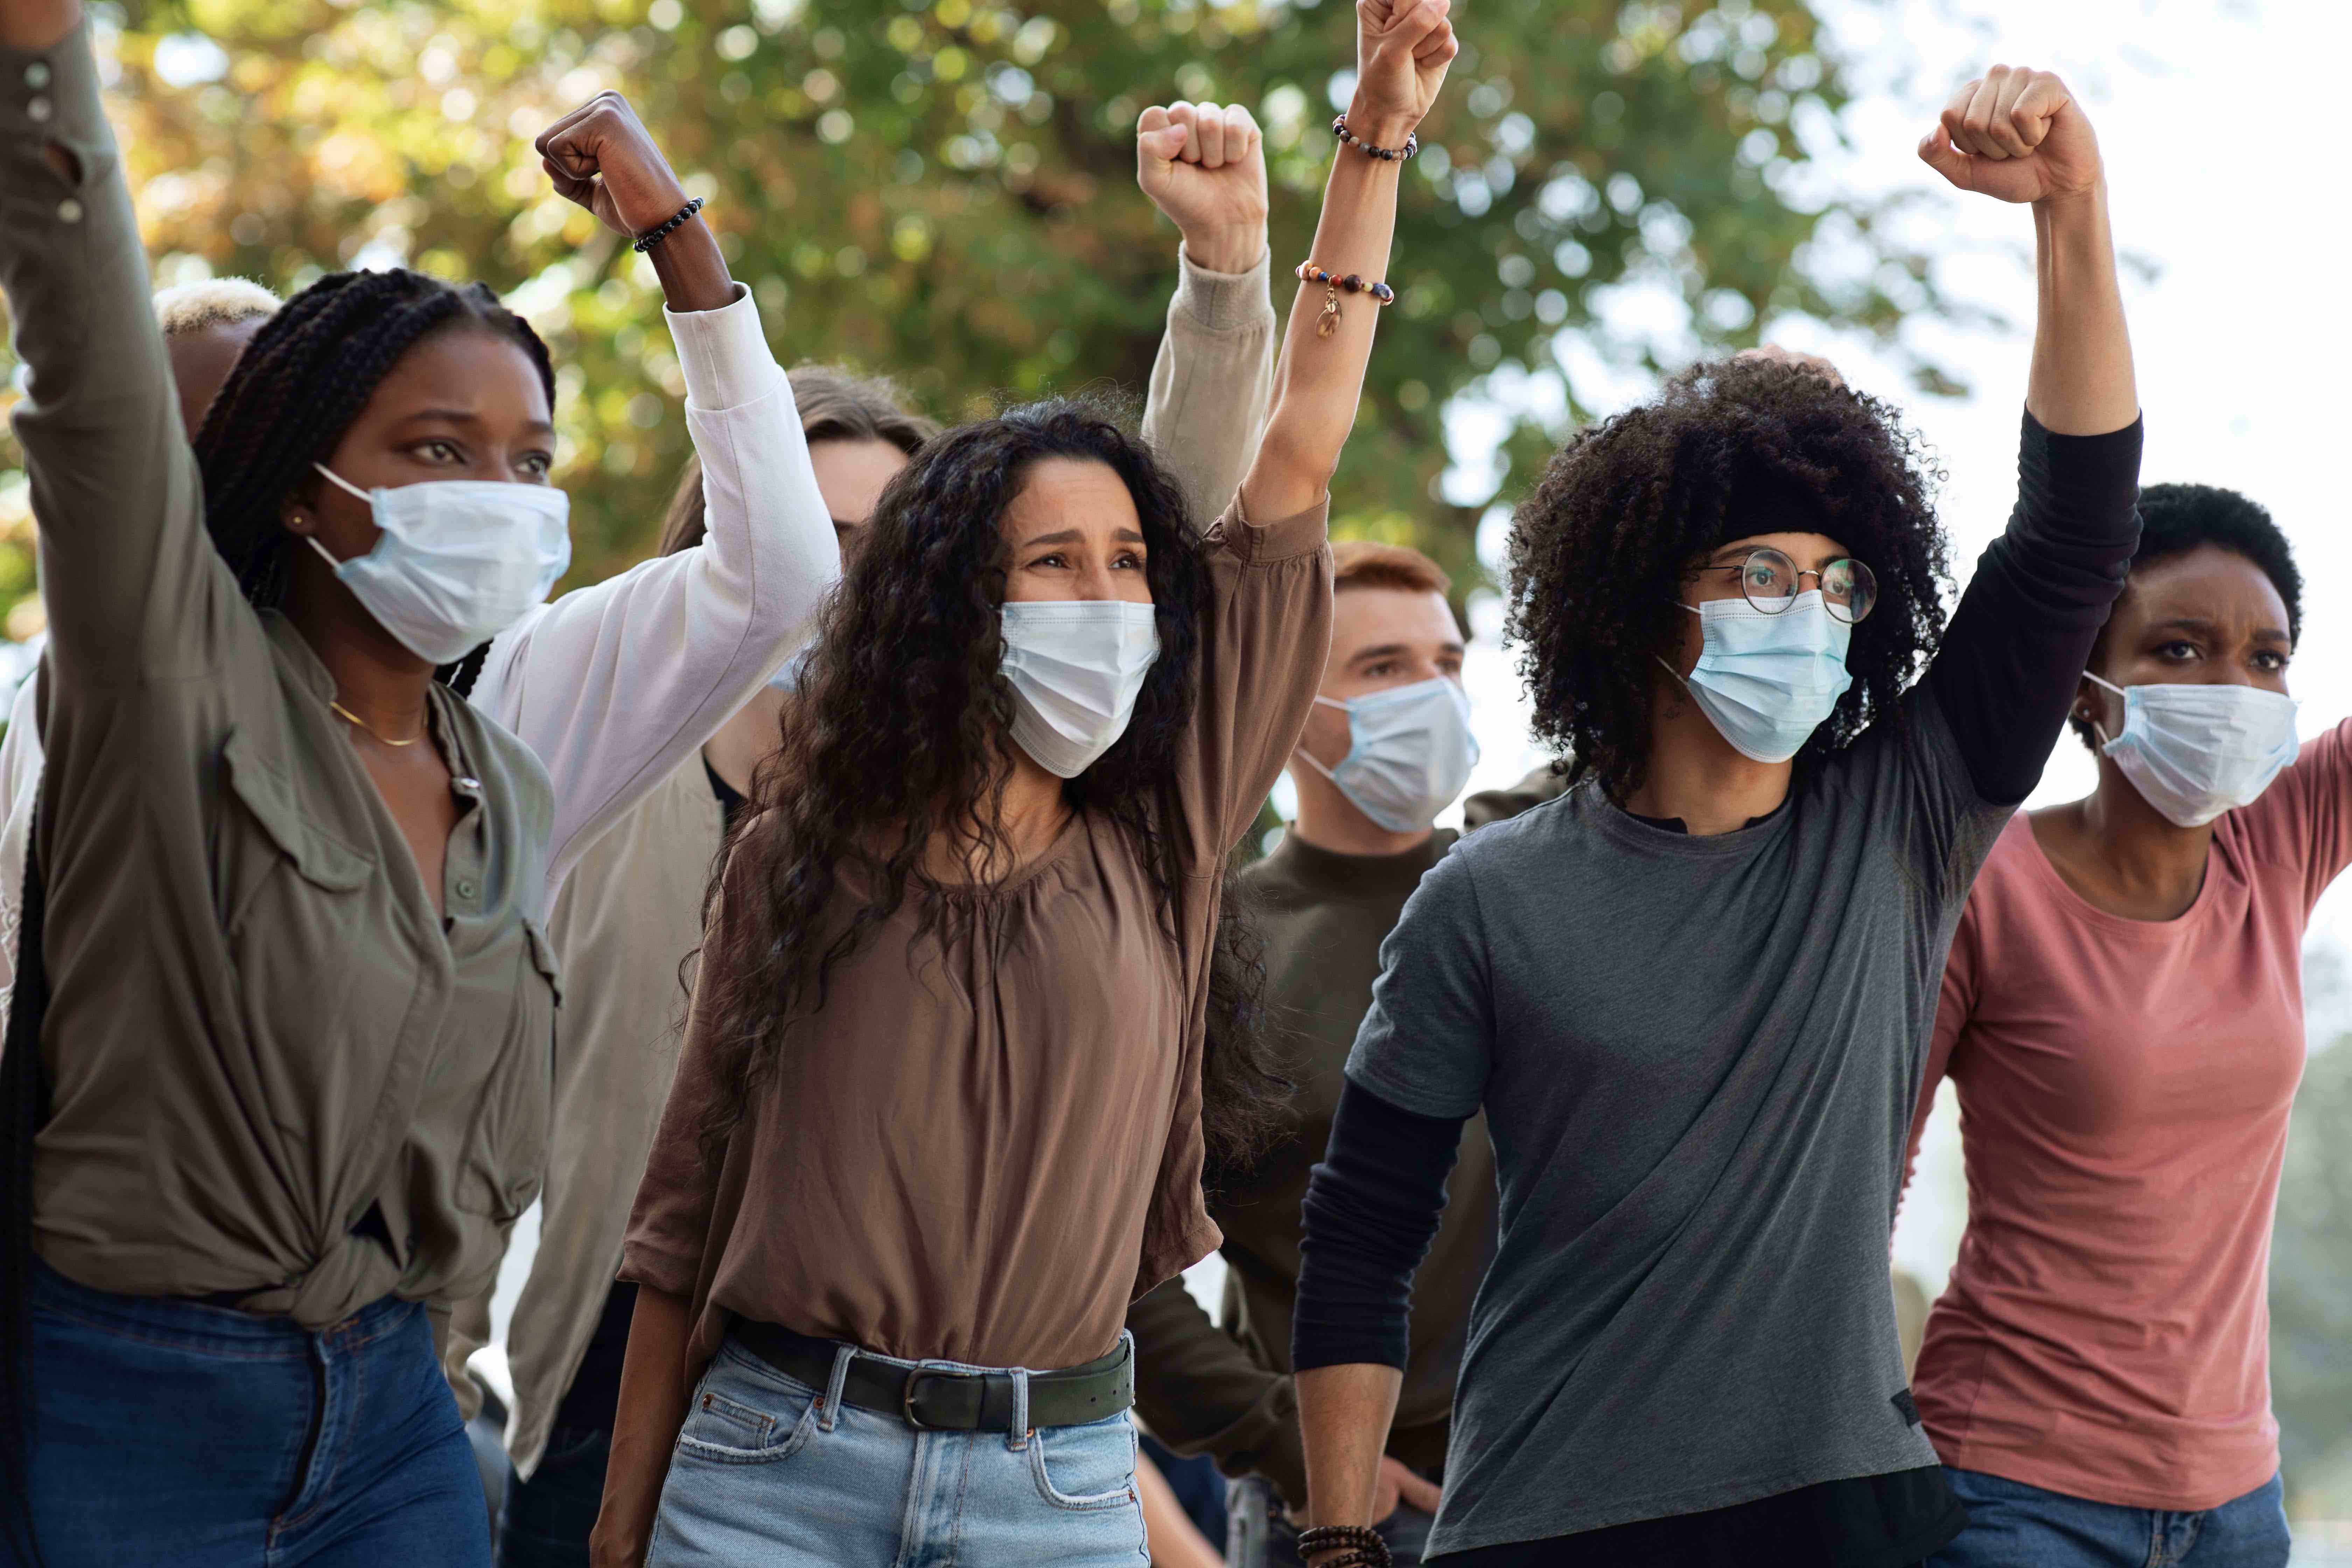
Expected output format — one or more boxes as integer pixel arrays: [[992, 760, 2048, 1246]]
[[152, 277, 280, 339], [1331, 538, 1450, 596]]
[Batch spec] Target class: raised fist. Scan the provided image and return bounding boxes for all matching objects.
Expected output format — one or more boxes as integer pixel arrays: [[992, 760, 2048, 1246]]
[[1917, 66, 2101, 206], [1136, 102, 1269, 275], [1350, 0, 1460, 144], [536, 91, 694, 239]]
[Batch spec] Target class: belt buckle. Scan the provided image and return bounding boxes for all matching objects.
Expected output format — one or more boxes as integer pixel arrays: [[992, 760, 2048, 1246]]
[[900, 1368, 949, 1430]]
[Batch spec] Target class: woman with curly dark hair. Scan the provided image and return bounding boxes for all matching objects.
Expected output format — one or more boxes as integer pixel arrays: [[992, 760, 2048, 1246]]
[[1290, 65, 2143, 1568], [589, 5, 1458, 1565]]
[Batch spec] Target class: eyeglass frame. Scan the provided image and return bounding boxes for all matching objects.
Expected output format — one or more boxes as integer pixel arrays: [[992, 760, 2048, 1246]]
[[1685, 547, 1878, 625]]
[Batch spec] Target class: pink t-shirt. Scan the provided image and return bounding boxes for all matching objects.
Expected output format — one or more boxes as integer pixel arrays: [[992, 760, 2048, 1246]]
[[1908, 718, 2352, 1511]]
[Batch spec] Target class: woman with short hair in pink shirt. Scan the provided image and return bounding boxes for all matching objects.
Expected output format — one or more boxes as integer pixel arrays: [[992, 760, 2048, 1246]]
[[1912, 483, 2333, 1568]]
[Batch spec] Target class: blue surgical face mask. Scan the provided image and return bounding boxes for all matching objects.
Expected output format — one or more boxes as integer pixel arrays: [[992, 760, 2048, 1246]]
[[1658, 590, 1853, 764], [2087, 673, 2300, 827], [1300, 676, 1479, 834]]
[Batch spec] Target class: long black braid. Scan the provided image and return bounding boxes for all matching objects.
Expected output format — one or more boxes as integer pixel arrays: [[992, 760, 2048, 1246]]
[[0, 268, 554, 1558]]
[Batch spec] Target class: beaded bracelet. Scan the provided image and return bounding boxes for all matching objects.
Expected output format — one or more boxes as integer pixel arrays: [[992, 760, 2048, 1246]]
[[1296, 260, 1397, 337], [632, 196, 706, 253], [1296, 1524, 1394, 1568], [1332, 113, 1418, 162]]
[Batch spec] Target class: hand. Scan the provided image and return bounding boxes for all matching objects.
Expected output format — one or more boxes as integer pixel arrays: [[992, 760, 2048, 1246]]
[[1370, 1454, 1443, 1521], [1917, 66, 2102, 207], [536, 91, 694, 239], [0, 0, 80, 50], [1136, 102, 1270, 275], [1349, 0, 1460, 146], [1734, 344, 1846, 388]]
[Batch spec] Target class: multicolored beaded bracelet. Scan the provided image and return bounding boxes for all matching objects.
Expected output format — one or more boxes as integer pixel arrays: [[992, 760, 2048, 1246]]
[[1296, 260, 1397, 337], [1331, 113, 1418, 162]]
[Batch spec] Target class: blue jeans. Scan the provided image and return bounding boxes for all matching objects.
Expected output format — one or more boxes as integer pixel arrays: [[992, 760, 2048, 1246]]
[[497, 1425, 611, 1568], [15, 1261, 490, 1567], [1930, 1467, 2291, 1568], [647, 1335, 1149, 1567]]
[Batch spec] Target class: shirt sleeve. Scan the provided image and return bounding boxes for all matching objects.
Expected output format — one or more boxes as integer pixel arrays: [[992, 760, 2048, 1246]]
[[465, 287, 840, 908], [1921, 411, 2145, 806], [1126, 1278, 1311, 1510], [1344, 846, 1495, 1121], [1293, 1079, 1466, 1373], [2230, 716, 2352, 913], [1139, 246, 1277, 533], [0, 23, 230, 694], [1178, 494, 1335, 864]]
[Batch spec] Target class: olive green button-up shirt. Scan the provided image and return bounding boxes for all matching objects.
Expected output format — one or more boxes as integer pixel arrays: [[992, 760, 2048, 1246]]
[[2, 23, 559, 1329]]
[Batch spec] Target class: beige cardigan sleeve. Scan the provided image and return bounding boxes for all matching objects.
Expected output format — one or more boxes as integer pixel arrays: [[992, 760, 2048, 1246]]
[[1140, 246, 1278, 532]]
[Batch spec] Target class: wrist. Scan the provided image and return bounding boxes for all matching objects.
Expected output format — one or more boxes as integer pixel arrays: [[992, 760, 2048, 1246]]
[[619, 177, 693, 239], [2030, 177, 2106, 227], [1343, 100, 1419, 152], [1178, 224, 1267, 276]]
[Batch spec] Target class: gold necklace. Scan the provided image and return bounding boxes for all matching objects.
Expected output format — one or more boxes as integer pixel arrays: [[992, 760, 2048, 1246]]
[[329, 699, 425, 748]]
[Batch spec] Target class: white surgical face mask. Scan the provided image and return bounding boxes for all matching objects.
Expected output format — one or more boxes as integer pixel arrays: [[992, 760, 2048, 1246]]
[[1658, 590, 1853, 764], [2087, 673, 2299, 827], [998, 600, 1161, 778], [1301, 677, 1479, 834], [307, 463, 572, 665]]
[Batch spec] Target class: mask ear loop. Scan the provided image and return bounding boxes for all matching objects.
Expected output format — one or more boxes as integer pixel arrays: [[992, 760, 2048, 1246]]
[[1298, 694, 1355, 786], [2081, 672, 2126, 749]]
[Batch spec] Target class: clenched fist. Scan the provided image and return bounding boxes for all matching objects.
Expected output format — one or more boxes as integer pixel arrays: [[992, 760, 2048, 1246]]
[[536, 91, 695, 239], [1136, 102, 1269, 275], [1350, 0, 1460, 147], [1917, 66, 2101, 206]]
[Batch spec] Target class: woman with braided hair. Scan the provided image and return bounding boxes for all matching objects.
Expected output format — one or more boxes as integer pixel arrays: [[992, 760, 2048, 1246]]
[[0, 4, 834, 1563]]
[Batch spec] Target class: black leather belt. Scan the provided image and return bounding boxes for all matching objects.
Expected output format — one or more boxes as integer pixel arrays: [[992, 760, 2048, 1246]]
[[731, 1321, 1133, 1432]]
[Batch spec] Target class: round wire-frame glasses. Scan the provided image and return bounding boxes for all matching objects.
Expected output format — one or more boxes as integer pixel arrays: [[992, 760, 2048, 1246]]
[[1694, 547, 1878, 624]]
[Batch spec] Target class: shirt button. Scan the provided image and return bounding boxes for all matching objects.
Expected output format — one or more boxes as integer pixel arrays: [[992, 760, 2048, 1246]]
[[56, 198, 80, 223], [27, 97, 50, 122], [25, 62, 50, 88], [454, 878, 477, 900]]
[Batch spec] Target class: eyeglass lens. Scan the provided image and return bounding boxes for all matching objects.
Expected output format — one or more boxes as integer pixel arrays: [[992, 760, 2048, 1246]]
[[1737, 548, 1876, 624]]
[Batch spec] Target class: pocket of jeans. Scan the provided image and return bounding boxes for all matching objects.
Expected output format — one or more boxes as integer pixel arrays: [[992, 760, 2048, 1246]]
[[1029, 1413, 1139, 1511], [672, 1359, 820, 1466]]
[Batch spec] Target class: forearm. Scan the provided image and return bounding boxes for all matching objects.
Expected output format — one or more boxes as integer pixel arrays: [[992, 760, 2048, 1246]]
[[1297, 1363, 1404, 1540], [1141, 249, 1277, 531], [589, 1285, 695, 1567], [644, 213, 735, 315], [1128, 1277, 1309, 1506], [1240, 100, 1411, 522], [2026, 187, 2135, 436]]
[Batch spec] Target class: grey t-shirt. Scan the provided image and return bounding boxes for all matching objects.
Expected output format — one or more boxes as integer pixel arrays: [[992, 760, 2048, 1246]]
[[1346, 688, 2006, 1553]]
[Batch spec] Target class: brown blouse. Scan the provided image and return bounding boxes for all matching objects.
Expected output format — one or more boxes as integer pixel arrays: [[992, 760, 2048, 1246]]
[[621, 496, 1332, 1372]]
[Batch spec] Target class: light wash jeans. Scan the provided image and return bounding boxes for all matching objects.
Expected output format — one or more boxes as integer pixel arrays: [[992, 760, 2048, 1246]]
[[648, 1335, 1150, 1567], [1930, 1468, 2291, 1568]]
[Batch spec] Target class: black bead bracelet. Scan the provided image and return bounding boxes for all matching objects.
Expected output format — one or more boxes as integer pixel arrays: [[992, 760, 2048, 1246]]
[[632, 196, 706, 253], [1296, 1524, 1394, 1568], [1332, 113, 1418, 162]]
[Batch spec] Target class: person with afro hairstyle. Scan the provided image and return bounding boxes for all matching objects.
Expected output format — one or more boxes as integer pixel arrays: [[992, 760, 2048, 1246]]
[[1900, 482, 2319, 1568], [1289, 64, 2143, 1568]]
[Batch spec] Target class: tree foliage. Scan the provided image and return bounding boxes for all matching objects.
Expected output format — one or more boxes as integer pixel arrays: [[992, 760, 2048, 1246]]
[[0, 0, 1955, 632]]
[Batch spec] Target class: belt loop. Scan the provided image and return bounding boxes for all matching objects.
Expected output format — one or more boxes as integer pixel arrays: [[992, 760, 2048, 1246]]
[[1007, 1366, 1031, 1450], [820, 1343, 854, 1433]]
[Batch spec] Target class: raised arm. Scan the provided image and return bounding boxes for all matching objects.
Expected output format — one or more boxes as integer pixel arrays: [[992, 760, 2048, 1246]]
[[1135, 102, 1278, 529], [0, 1, 230, 691], [467, 92, 838, 901], [1916, 67, 2144, 804], [1240, 0, 1457, 524]]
